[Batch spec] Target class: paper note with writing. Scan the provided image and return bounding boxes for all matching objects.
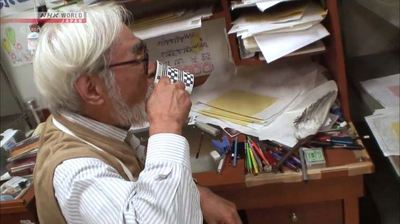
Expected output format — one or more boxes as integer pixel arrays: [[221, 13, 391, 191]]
[[144, 18, 230, 78]]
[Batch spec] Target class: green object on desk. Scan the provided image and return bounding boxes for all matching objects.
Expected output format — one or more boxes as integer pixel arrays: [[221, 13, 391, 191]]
[[303, 147, 326, 168]]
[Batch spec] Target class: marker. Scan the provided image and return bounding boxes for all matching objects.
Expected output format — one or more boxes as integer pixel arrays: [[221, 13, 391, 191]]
[[249, 139, 270, 166], [245, 143, 252, 174], [233, 137, 238, 167], [248, 141, 259, 175]]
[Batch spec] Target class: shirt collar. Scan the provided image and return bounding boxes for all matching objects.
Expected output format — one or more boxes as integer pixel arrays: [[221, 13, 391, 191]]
[[60, 111, 128, 143]]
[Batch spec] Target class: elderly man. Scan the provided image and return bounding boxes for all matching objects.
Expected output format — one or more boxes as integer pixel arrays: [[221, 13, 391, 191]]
[[33, 2, 241, 224]]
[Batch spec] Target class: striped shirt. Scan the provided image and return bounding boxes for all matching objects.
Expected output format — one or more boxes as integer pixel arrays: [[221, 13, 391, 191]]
[[53, 112, 202, 224]]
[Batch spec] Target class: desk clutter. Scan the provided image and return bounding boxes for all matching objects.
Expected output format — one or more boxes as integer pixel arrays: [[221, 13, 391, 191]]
[[361, 74, 400, 157], [0, 126, 43, 202], [197, 103, 365, 179], [0, 134, 38, 201]]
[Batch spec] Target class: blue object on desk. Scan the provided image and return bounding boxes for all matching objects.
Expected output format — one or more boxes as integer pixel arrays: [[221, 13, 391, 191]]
[[330, 136, 354, 145], [211, 135, 230, 155], [233, 137, 238, 167], [0, 194, 14, 201]]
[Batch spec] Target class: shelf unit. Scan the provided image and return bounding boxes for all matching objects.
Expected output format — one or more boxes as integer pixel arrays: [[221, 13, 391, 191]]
[[216, 0, 350, 122]]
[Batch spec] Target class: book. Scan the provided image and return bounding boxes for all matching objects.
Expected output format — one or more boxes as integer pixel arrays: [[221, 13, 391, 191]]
[[9, 141, 39, 159]]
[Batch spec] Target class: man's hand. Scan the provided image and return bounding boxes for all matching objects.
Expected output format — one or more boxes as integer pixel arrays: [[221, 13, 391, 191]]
[[146, 77, 191, 135], [198, 185, 242, 224]]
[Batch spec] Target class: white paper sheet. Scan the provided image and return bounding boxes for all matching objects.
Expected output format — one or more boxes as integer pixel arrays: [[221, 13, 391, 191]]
[[230, 2, 326, 38], [258, 80, 338, 147], [254, 23, 329, 63], [144, 18, 230, 78], [365, 107, 400, 156], [190, 59, 328, 140], [360, 74, 400, 108], [133, 8, 212, 40], [256, 0, 297, 12]]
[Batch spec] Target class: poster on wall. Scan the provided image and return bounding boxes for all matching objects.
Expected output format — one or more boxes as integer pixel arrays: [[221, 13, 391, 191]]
[[1, 0, 36, 67], [143, 18, 232, 78], [1, 18, 34, 67]]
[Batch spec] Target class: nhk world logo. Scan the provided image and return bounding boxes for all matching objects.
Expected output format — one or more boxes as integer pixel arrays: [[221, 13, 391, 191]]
[[0, 11, 87, 24]]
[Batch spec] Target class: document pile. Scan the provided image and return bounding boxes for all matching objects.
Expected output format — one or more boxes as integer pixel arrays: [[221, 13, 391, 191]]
[[191, 60, 338, 147], [365, 108, 399, 156], [232, 0, 300, 11], [228, 1, 329, 63], [362, 74, 400, 156], [131, 7, 213, 40]]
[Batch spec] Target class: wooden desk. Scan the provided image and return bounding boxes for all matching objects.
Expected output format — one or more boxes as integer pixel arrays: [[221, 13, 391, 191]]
[[0, 185, 38, 224], [194, 136, 374, 224]]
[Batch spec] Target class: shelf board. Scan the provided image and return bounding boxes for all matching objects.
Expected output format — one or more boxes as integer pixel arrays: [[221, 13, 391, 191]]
[[235, 50, 326, 66]]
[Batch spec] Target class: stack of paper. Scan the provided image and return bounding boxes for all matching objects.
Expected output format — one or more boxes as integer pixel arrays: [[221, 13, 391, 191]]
[[231, 0, 299, 12], [229, 2, 329, 63], [360, 74, 400, 108], [365, 108, 400, 156], [131, 7, 213, 40], [191, 59, 335, 146]]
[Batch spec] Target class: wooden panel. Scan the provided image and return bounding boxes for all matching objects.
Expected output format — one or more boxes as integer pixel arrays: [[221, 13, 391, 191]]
[[212, 175, 364, 210], [0, 212, 37, 224], [0, 185, 38, 224], [194, 160, 246, 190], [246, 200, 343, 224], [321, 0, 350, 121]]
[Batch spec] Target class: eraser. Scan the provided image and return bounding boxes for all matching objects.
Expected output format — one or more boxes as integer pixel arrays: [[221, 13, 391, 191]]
[[209, 150, 222, 162]]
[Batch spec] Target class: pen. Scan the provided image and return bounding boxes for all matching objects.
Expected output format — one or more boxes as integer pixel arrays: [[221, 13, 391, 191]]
[[270, 151, 299, 172], [329, 136, 354, 145], [233, 137, 238, 167], [195, 132, 204, 159], [247, 141, 259, 175], [274, 135, 314, 171], [263, 151, 277, 167], [329, 144, 364, 150], [245, 142, 252, 174], [251, 146, 264, 172], [249, 139, 269, 166]]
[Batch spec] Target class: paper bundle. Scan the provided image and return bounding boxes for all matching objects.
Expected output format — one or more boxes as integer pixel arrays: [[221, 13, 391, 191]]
[[191, 59, 336, 146], [131, 7, 213, 40], [365, 108, 400, 156], [229, 2, 329, 63]]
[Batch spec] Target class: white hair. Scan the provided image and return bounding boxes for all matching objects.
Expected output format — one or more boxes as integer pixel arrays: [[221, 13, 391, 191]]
[[33, 2, 130, 114]]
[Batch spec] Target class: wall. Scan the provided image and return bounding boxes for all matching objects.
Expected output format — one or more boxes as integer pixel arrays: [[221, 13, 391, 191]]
[[340, 0, 399, 58]]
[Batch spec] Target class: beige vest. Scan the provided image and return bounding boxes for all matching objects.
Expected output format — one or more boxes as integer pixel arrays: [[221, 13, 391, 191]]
[[33, 115, 143, 224]]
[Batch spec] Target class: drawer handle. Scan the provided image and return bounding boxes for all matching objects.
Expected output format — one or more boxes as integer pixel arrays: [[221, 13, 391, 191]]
[[290, 212, 299, 223]]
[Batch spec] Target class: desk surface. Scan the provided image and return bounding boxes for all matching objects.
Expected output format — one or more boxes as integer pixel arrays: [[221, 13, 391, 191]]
[[346, 51, 400, 177], [192, 130, 373, 224]]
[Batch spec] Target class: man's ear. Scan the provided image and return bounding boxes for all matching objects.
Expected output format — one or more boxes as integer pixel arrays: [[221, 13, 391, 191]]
[[74, 75, 105, 106]]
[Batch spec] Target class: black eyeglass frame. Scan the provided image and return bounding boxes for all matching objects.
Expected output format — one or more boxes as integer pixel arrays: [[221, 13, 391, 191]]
[[108, 52, 149, 73]]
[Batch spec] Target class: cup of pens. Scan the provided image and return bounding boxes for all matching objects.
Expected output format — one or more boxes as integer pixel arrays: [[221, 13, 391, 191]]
[[154, 61, 195, 94]]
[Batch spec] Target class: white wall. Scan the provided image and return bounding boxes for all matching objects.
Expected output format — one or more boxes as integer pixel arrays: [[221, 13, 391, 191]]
[[0, 58, 45, 109]]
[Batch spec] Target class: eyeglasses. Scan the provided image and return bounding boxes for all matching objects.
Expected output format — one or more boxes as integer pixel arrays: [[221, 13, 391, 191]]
[[108, 52, 149, 73]]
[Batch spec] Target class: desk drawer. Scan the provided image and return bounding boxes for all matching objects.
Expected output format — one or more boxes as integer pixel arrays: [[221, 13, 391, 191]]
[[246, 200, 343, 224]]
